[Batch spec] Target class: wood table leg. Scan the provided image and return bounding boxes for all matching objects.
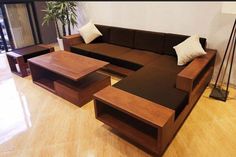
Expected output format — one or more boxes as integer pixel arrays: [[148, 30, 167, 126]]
[[6, 55, 17, 73], [16, 56, 28, 77]]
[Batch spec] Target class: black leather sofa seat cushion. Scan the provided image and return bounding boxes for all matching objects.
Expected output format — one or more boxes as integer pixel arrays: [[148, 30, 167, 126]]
[[71, 43, 142, 70], [134, 30, 165, 54], [163, 33, 207, 56], [113, 66, 188, 118], [148, 55, 186, 74], [117, 49, 162, 66], [72, 43, 131, 57]]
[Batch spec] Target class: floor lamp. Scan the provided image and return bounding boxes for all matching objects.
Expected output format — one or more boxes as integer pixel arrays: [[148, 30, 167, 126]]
[[210, 3, 236, 101]]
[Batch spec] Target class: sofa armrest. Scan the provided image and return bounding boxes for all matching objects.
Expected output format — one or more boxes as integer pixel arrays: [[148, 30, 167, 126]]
[[62, 34, 84, 51], [176, 49, 217, 93], [94, 86, 175, 128], [94, 86, 175, 154]]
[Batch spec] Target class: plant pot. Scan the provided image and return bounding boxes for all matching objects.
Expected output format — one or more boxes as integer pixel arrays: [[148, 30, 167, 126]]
[[57, 37, 64, 50]]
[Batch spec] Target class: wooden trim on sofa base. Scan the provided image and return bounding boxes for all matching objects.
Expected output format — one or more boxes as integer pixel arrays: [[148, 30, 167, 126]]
[[173, 66, 213, 137], [93, 64, 214, 156], [94, 86, 175, 156]]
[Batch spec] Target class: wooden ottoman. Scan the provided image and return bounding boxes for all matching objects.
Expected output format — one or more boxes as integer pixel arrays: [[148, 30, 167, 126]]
[[6, 44, 54, 77]]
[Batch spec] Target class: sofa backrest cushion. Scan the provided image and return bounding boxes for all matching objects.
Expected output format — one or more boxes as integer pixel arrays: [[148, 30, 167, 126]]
[[109, 27, 135, 48], [163, 33, 207, 56], [93, 24, 110, 43], [93, 24, 207, 57], [134, 30, 165, 54]]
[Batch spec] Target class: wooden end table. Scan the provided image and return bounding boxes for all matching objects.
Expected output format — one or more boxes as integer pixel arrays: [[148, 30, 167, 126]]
[[6, 44, 54, 77], [28, 51, 111, 106]]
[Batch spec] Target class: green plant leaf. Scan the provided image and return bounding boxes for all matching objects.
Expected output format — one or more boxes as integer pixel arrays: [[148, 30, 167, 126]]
[[42, 1, 78, 36]]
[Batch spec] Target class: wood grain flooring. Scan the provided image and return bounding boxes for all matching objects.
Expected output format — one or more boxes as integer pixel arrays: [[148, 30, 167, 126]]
[[0, 50, 236, 157]]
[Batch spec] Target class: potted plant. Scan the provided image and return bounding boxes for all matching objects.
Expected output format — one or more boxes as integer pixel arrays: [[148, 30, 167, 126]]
[[42, 1, 78, 50]]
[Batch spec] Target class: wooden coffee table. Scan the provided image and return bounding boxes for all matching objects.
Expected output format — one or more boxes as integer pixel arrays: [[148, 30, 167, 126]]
[[28, 51, 110, 106], [6, 44, 54, 77]]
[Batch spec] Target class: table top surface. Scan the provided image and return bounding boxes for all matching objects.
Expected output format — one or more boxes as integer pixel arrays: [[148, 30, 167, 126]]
[[7, 45, 49, 56], [28, 51, 109, 81], [7, 45, 49, 57]]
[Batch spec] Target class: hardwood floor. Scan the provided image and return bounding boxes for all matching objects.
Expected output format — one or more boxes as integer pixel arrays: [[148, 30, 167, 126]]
[[0, 52, 236, 157]]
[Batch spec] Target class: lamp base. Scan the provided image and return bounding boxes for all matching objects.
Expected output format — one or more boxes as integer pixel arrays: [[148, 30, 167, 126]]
[[209, 87, 229, 102]]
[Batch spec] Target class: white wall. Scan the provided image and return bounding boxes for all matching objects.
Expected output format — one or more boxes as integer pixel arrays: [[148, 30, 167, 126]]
[[73, 2, 236, 85]]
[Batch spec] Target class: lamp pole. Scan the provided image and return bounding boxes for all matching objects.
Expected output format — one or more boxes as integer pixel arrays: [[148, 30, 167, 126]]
[[210, 18, 236, 101]]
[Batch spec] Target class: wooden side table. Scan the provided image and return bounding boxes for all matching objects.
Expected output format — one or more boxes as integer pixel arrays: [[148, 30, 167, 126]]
[[6, 44, 54, 77]]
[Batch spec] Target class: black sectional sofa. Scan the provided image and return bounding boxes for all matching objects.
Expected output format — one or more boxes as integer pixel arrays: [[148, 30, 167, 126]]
[[63, 24, 217, 156]]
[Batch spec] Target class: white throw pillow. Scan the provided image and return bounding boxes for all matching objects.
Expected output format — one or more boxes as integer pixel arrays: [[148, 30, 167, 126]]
[[173, 35, 206, 66], [78, 21, 102, 44]]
